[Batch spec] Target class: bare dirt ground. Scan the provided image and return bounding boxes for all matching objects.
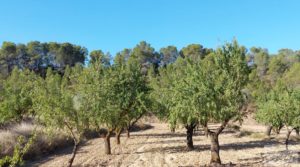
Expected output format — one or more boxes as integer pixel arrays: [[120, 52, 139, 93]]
[[26, 121, 300, 167]]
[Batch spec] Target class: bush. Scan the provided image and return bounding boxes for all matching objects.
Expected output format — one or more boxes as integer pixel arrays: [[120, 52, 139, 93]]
[[0, 122, 73, 160], [0, 134, 35, 167]]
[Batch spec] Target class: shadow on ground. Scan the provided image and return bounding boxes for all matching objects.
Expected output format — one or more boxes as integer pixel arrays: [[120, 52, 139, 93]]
[[134, 139, 299, 154]]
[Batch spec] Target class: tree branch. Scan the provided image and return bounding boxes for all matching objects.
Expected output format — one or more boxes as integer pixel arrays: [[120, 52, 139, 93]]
[[64, 121, 78, 144], [216, 119, 229, 135]]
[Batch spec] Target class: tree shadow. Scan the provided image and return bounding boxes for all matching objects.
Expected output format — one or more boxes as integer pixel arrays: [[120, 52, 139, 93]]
[[134, 144, 210, 154], [136, 139, 187, 145], [130, 124, 154, 132], [132, 130, 235, 138], [134, 139, 299, 154], [238, 149, 300, 166], [24, 145, 73, 167], [221, 139, 298, 151], [131, 132, 187, 138], [24, 139, 92, 166]]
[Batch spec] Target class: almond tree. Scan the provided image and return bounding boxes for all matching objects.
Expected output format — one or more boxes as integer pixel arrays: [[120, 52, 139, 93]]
[[32, 67, 87, 167], [256, 81, 300, 149], [0, 68, 37, 124], [79, 57, 150, 154], [199, 41, 249, 165], [152, 41, 249, 158], [150, 57, 201, 150], [0, 68, 38, 167], [105, 57, 151, 144]]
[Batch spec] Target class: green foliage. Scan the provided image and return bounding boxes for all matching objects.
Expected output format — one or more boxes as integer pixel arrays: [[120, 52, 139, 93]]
[[131, 41, 159, 73], [249, 47, 269, 79], [0, 41, 87, 77], [0, 134, 36, 167], [180, 44, 211, 60], [247, 68, 271, 100], [77, 56, 151, 132], [149, 63, 177, 121], [162, 57, 201, 127], [1, 39, 300, 164], [256, 81, 300, 129], [152, 41, 249, 129], [0, 68, 36, 124], [132, 41, 157, 63], [32, 67, 86, 142], [54, 42, 87, 67], [0, 42, 17, 77], [159, 46, 179, 66], [199, 41, 249, 125], [89, 50, 111, 66], [282, 62, 300, 89], [114, 49, 131, 66]]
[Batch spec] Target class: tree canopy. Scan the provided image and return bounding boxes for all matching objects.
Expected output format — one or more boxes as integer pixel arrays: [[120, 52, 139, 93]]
[[1, 40, 300, 166]]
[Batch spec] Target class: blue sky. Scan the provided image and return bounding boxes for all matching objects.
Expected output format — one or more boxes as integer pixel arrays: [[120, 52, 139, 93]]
[[0, 0, 299, 55]]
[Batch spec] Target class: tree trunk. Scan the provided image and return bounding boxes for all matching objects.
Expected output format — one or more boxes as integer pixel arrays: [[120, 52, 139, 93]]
[[275, 124, 284, 135], [67, 141, 79, 167], [209, 133, 221, 165], [104, 131, 112, 154], [116, 129, 122, 145], [265, 126, 272, 136], [295, 128, 299, 137], [285, 129, 293, 150], [126, 126, 130, 138], [277, 125, 284, 135], [204, 128, 209, 138], [64, 121, 79, 167], [186, 125, 194, 150]]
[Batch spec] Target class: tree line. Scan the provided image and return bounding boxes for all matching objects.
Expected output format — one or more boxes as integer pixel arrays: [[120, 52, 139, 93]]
[[0, 40, 299, 166]]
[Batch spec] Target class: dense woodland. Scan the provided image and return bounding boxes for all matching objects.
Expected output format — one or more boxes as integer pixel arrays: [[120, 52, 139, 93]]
[[0, 40, 299, 166]]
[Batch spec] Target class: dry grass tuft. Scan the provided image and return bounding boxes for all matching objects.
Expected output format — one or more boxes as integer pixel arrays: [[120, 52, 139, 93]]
[[0, 121, 73, 160], [249, 132, 268, 139], [130, 123, 153, 132], [0, 131, 18, 155], [235, 130, 268, 139], [227, 124, 241, 131], [235, 130, 252, 138]]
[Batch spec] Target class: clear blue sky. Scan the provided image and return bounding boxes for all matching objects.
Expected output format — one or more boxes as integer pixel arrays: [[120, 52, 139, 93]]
[[0, 0, 300, 55]]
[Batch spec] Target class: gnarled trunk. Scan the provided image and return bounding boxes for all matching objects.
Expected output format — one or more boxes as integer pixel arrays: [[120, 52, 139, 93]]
[[67, 142, 79, 167], [116, 129, 122, 144], [205, 120, 228, 165], [265, 126, 272, 136], [285, 129, 293, 150], [104, 131, 112, 154], [186, 125, 194, 150], [209, 133, 221, 165]]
